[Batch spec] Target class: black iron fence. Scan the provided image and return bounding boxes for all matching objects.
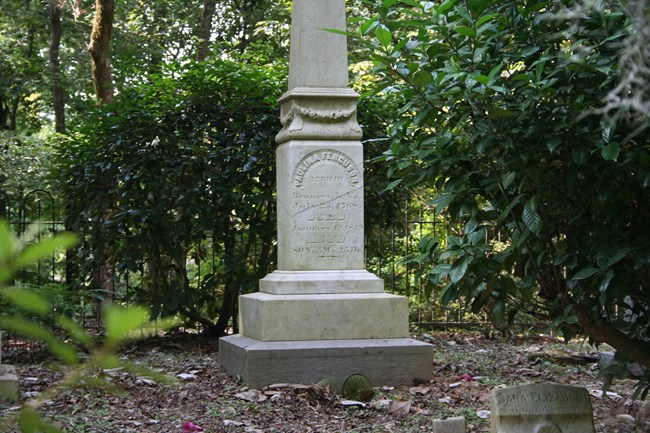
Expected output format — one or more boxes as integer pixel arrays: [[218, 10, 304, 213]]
[[0, 188, 487, 352]]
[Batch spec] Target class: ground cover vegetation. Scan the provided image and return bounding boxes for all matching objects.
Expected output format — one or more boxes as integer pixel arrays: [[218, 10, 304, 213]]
[[0, 0, 649, 431], [1, 333, 648, 433]]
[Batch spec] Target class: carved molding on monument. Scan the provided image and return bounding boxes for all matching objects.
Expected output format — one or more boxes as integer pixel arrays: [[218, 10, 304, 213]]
[[276, 87, 363, 143]]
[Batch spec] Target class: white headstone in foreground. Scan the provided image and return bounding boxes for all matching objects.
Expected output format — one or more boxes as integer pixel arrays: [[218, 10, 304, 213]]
[[490, 383, 596, 433]]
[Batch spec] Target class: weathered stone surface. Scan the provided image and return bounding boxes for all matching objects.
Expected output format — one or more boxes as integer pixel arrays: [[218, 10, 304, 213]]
[[432, 416, 466, 433], [490, 383, 596, 433], [239, 292, 408, 341], [287, 0, 348, 90], [219, 336, 433, 389], [259, 270, 384, 295], [0, 364, 19, 401], [276, 90, 362, 143], [276, 141, 365, 270]]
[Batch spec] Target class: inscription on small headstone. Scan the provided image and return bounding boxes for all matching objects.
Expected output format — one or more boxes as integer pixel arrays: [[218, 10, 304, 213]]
[[490, 383, 595, 433]]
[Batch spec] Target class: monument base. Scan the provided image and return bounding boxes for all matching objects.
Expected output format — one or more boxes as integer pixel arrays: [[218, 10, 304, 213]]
[[239, 292, 408, 341], [219, 335, 433, 388]]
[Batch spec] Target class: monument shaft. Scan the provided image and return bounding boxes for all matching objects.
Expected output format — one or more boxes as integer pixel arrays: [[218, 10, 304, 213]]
[[288, 0, 348, 89]]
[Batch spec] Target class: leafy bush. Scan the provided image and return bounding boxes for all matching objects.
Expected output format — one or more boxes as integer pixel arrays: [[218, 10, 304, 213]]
[[0, 220, 175, 431], [358, 0, 650, 379], [56, 58, 286, 336]]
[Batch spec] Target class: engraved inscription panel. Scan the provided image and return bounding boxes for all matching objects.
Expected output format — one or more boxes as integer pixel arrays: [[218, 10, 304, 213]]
[[491, 384, 596, 433], [290, 149, 363, 262], [494, 386, 592, 416]]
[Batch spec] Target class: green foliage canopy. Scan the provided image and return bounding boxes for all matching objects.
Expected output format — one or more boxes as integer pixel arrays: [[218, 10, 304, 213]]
[[359, 0, 650, 370], [56, 58, 285, 336]]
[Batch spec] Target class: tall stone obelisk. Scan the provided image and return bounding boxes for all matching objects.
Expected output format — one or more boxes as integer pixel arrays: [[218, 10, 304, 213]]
[[219, 0, 432, 388]]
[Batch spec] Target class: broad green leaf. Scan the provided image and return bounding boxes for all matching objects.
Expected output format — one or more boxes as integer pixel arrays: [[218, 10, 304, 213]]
[[492, 299, 505, 322], [455, 26, 476, 38], [522, 197, 542, 234], [0, 316, 78, 364], [440, 282, 458, 306], [571, 267, 601, 280], [1, 287, 51, 316], [14, 233, 78, 269], [473, 74, 490, 86], [360, 16, 378, 35], [0, 220, 14, 266], [546, 136, 562, 153], [104, 304, 151, 345], [430, 194, 455, 210], [487, 63, 503, 81], [414, 70, 433, 86], [385, 179, 403, 191], [502, 172, 516, 189], [450, 255, 472, 283], [599, 271, 614, 293], [375, 27, 392, 48], [601, 142, 619, 161], [436, 0, 456, 15], [489, 107, 514, 117], [476, 12, 498, 27], [606, 249, 633, 267], [431, 263, 452, 274], [56, 315, 94, 346]]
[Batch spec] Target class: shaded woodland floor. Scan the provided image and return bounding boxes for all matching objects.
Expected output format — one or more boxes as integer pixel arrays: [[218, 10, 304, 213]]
[[1, 331, 648, 433]]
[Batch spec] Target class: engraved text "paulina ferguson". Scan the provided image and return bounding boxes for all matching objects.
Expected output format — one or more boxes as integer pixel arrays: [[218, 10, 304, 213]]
[[293, 151, 360, 188]]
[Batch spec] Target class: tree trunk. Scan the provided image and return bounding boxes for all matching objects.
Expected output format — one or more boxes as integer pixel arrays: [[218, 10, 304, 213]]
[[88, 0, 115, 103], [212, 220, 240, 337], [0, 96, 8, 130], [196, 0, 217, 61], [48, 0, 65, 133]]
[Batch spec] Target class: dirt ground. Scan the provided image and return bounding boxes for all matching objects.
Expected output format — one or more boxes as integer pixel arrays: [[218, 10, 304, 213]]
[[1, 331, 648, 433]]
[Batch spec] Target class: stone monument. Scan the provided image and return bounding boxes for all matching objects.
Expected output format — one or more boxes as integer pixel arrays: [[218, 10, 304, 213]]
[[219, 0, 432, 388], [490, 383, 596, 433]]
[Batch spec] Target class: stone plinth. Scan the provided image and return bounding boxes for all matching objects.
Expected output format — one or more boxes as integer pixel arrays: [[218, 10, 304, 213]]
[[239, 292, 408, 341], [490, 383, 596, 433], [219, 336, 432, 389], [260, 270, 383, 295]]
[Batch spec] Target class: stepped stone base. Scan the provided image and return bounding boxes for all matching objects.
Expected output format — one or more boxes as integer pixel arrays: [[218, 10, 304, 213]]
[[239, 292, 408, 341], [260, 270, 384, 295], [219, 335, 433, 388]]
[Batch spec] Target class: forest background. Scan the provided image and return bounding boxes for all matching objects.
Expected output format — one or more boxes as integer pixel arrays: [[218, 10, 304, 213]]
[[1, 0, 649, 392]]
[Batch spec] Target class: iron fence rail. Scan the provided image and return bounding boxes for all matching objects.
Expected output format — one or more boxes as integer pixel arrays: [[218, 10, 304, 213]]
[[0, 188, 486, 353]]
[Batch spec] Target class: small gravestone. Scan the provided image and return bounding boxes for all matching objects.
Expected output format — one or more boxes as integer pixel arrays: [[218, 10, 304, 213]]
[[0, 331, 20, 401], [432, 416, 466, 433], [490, 383, 595, 433]]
